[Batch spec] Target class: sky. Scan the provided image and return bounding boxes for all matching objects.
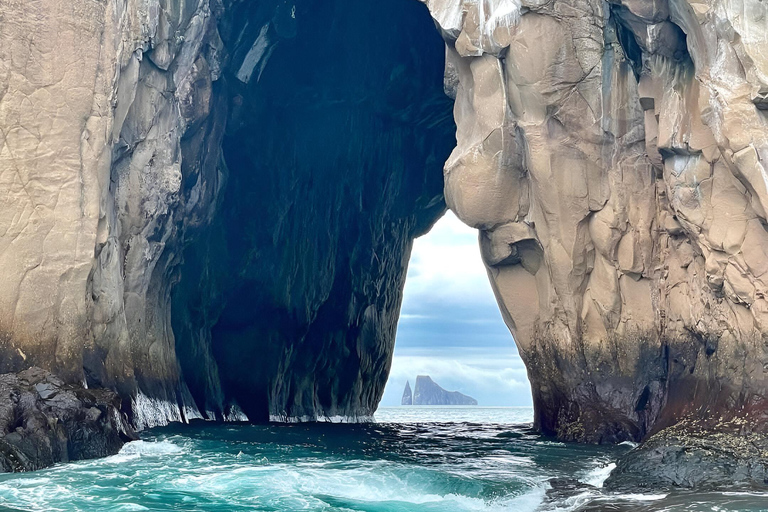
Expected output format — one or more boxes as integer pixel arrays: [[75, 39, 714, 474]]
[[379, 211, 533, 407]]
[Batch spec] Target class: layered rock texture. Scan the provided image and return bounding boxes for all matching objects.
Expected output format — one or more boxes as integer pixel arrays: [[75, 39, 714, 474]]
[[411, 375, 478, 405], [421, 0, 768, 446], [0, 0, 454, 429]]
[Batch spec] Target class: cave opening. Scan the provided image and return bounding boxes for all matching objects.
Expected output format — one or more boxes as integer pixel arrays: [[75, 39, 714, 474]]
[[379, 211, 534, 409], [171, 0, 463, 423]]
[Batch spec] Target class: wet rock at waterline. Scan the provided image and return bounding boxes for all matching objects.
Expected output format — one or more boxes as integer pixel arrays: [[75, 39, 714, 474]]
[[420, 0, 768, 445], [607, 420, 768, 490], [0, 367, 136, 472]]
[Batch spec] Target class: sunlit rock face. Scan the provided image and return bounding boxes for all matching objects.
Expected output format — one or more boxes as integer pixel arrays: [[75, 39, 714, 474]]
[[422, 0, 768, 442], [0, 0, 454, 427], [0, 0, 227, 428]]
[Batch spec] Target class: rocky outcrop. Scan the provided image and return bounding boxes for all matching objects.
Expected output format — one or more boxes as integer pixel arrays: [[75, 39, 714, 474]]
[[402, 381, 413, 405], [607, 418, 768, 490], [420, 0, 768, 445], [169, 0, 455, 423], [0, 367, 136, 472], [412, 375, 478, 405], [0, 0, 454, 427]]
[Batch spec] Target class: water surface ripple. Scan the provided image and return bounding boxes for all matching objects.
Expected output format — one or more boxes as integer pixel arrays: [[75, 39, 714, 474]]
[[0, 407, 765, 511]]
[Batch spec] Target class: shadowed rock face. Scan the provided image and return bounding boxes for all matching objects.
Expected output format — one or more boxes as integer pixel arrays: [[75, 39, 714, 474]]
[[421, 0, 768, 443], [0, 0, 454, 427], [171, 0, 456, 423]]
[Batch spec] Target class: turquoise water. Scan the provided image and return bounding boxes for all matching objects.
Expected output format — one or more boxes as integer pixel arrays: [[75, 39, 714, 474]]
[[0, 406, 766, 511]]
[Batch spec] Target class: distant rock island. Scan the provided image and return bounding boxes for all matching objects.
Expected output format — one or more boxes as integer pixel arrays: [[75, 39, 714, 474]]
[[401, 376, 477, 406], [402, 380, 413, 405]]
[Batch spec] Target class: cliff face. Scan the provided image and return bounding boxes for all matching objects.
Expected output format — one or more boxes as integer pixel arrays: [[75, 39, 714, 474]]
[[0, 0, 454, 428], [412, 375, 478, 406], [421, 0, 768, 441]]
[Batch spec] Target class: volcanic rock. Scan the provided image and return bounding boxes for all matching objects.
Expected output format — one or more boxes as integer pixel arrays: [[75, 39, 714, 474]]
[[0, 367, 136, 472], [420, 0, 768, 444]]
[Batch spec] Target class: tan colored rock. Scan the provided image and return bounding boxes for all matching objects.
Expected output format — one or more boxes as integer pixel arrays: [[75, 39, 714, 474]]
[[0, 0, 224, 428], [423, 0, 768, 441]]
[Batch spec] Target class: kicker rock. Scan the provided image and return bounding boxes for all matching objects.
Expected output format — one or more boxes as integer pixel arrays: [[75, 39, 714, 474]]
[[422, 0, 768, 442], [412, 375, 478, 405]]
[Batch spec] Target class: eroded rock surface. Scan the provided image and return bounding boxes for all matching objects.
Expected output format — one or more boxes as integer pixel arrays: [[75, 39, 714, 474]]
[[421, 0, 768, 443], [0, 0, 228, 429], [0, 0, 454, 427], [0, 367, 136, 472]]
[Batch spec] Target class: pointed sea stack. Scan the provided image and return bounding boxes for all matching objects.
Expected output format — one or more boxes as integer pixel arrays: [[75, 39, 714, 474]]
[[401, 381, 413, 405], [413, 376, 477, 406]]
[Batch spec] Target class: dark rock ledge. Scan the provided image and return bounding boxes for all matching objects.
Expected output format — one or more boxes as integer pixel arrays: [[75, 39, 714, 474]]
[[606, 418, 768, 491], [0, 367, 137, 472]]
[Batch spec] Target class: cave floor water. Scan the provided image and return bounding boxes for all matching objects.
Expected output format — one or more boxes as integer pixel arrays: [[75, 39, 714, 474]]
[[0, 407, 766, 511]]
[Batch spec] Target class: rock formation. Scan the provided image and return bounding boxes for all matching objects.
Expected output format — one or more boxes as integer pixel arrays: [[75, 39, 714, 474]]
[[0, 0, 454, 429], [420, 0, 768, 447], [412, 375, 478, 405], [0, 367, 136, 472], [2, 0, 768, 489], [402, 381, 413, 405]]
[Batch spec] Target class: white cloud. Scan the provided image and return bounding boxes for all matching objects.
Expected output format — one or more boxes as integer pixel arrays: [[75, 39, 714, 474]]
[[402, 211, 497, 309], [380, 349, 532, 406], [380, 212, 532, 407]]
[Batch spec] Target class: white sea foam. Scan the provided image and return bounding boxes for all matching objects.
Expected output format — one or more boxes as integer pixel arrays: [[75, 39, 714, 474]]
[[118, 440, 183, 457], [100, 440, 184, 465], [268, 413, 374, 423], [615, 493, 668, 501], [580, 460, 616, 488]]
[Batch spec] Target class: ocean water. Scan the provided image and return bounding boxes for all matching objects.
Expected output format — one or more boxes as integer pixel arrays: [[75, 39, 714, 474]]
[[0, 406, 766, 511]]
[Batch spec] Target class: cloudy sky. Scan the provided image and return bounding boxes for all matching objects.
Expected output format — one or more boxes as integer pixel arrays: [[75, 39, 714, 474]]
[[379, 211, 533, 407]]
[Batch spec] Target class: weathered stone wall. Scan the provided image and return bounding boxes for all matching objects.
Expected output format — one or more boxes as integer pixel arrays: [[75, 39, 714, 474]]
[[0, 0, 227, 428], [422, 0, 768, 442]]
